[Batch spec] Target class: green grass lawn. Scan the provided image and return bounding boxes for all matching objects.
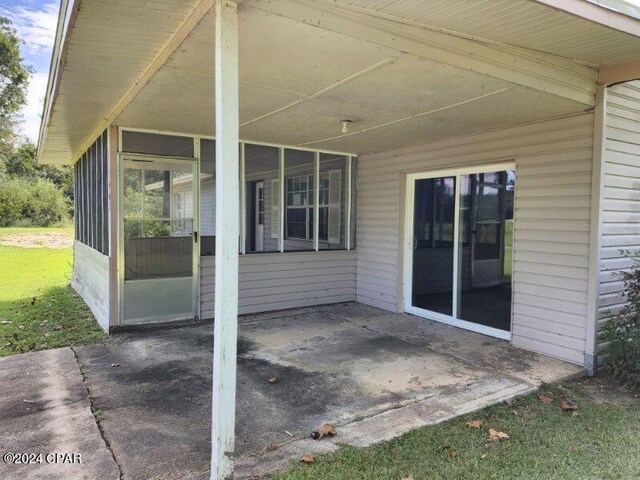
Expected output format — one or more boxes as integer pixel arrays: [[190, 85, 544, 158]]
[[276, 379, 640, 480], [0, 227, 105, 357]]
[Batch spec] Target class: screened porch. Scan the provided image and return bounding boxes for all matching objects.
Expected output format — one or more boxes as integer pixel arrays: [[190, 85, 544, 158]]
[[114, 129, 357, 325]]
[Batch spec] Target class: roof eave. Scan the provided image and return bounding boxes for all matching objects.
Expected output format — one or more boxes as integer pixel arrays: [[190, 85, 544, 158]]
[[533, 0, 640, 41], [37, 0, 79, 164]]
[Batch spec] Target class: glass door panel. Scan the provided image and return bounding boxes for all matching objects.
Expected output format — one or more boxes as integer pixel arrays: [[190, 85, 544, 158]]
[[407, 166, 515, 340], [457, 170, 515, 332], [121, 158, 197, 324], [411, 177, 456, 316]]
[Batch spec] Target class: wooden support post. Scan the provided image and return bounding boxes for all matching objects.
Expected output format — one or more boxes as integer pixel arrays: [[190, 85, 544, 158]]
[[211, 1, 239, 479]]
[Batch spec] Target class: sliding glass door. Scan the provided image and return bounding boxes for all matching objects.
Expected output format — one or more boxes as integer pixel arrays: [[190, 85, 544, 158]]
[[405, 164, 515, 340], [411, 176, 456, 316]]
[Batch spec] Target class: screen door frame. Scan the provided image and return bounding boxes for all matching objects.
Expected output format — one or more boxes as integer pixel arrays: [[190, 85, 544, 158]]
[[117, 153, 199, 325]]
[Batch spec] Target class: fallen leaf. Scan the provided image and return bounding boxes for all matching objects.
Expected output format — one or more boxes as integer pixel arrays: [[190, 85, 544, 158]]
[[402, 477, 414, 480], [560, 400, 578, 411], [538, 394, 553, 405], [488, 428, 510, 441], [585, 425, 593, 432], [466, 420, 483, 428], [301, 455, 315, 464], [480, 454, 488, 460], [55, 324, 64, 331], [311, 423, 336, 440], [449, 450, 459, 457], [268, 377, 278, 384]]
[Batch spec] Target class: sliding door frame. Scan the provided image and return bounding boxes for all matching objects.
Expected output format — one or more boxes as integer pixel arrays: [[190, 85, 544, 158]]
[[403, 161, 515, 341]]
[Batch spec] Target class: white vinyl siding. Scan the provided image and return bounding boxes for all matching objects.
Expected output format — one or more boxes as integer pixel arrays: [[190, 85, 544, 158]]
[[271, 178, 280, 240], [71, 241, 110, 332], [199, 180, 215, 236], [598, 81, 640, 339], [200, 250, 356, 318], [356, 113, 594, 365]]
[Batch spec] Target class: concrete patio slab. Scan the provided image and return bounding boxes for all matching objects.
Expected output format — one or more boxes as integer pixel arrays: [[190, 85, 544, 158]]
[[0, 348, 120, 480], [72, 302, 582, 479]]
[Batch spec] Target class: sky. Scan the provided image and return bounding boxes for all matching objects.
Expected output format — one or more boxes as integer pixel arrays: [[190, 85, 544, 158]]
[[0, 0, 58, 144], [3, 0, 640, 145]]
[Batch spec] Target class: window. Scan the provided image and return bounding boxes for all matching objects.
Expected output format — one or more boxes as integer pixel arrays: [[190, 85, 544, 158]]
[[257, 185, 264, 226], [122, 133, 357, 255], [174, 192, 185, 218], [285, 173, 331, 241]]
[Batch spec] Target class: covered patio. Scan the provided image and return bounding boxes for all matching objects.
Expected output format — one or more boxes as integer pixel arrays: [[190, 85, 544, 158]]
[[37, 0, 640, 477], [73, 303, 581, 479]]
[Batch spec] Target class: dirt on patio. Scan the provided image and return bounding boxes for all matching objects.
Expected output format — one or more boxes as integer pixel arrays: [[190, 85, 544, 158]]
[[0, 232, 73, 249]]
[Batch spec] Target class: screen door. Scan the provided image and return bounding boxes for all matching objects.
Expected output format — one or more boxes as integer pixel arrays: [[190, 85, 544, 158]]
[[121, 157, 198, 324]]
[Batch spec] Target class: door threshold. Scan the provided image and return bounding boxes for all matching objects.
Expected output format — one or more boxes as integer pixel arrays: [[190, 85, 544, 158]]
[[405, 306, 511, 341]]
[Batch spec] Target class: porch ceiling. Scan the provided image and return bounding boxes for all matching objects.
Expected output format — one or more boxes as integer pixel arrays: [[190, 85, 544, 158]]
[[115, 7, 589, 155], [328, 0, 640, 66], [38, 0, 640, 164]]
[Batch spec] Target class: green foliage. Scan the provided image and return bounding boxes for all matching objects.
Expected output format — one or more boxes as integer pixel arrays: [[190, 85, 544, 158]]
[[0, 18, 73, 226], [0, 16, 31, 148], [0, 228, 105, 357], [1, 142, 73, 199], [0, 177, 70, 226], [600, 251, 640, 390], [276, 381, 640, 480]]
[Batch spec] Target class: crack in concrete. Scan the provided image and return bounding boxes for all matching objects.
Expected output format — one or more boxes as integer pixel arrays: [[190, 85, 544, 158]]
[[70, 347, 124, 480]]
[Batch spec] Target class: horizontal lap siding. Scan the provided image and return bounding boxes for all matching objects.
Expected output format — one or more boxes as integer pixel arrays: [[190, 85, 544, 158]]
[[357, 113, 594, 365], [599, 82, 640, 337], [71, 241, 110, 332], [200, 251, 356, 318]]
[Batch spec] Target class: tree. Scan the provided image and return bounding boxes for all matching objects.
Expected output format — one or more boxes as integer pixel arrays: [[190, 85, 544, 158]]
[[0, 16, 30, 153], [2, 142, 73, 200]]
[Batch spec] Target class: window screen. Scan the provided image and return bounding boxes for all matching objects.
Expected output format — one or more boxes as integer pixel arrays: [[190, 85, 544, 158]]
[[122, 131, 194, 158], [73, 130, 109, 255]]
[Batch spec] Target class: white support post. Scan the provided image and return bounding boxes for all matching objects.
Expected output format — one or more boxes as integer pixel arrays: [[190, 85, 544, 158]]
[[240, 142, 246, 255], [279, 147, 285, 253], [211, 1, 239, 479], [346, 156, 352, 251], [314, 152, 320, 252]]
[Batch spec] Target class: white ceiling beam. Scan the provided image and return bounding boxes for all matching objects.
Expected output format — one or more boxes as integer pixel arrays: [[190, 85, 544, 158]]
[[599, 59, 640, 86], [244, 0, 598, 107]]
